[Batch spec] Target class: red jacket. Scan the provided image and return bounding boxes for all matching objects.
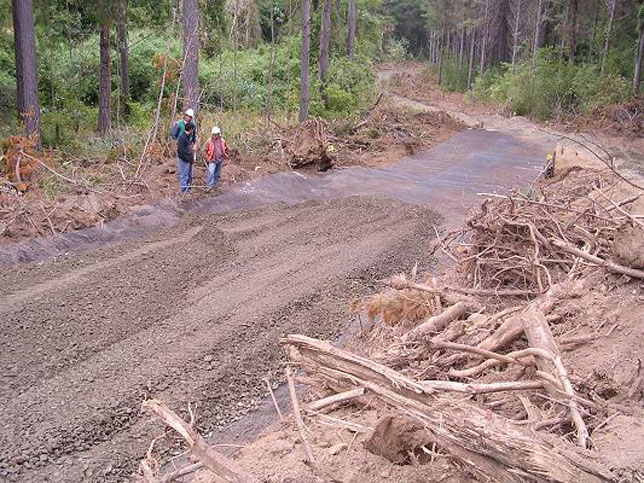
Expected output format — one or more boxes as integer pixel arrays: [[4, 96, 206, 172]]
[[205, 138, 228, 162]]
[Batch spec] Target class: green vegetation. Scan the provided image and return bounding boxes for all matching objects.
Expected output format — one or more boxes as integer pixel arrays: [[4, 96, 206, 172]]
[[389, 0, 644, 122], [0, 0, 387, 152], [472, 49, 632, 120]]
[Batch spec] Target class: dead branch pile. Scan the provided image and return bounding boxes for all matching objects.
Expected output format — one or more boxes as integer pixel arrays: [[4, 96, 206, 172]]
[[278, 168, 643, 482], [435, 169, 644, 294], [1, 134, 51, 193]]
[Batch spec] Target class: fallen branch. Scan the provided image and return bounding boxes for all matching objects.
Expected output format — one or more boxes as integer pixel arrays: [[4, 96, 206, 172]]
[[308, 388, 365, 412], [141, 400, 255, 483], [388, 276, 538, 298], [431, 340, 532, 368], [285, 367, 316, 464], [595, 190, 644, 229], [351, 91, 384, 132], [520, 308, 589, 448], [401, 302, 468, 343], [264, 377, 284, 420], [420, 379, 544, 395], [551, 239, 644, 279], [160, 462, 203, 483]]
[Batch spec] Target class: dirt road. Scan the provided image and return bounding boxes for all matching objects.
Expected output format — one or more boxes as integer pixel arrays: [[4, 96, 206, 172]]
[[0, 197, 440, 482], [0, 76, 555, 482]]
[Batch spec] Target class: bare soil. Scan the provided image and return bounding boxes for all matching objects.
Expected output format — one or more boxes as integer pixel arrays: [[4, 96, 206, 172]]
[[0, 197, 440, 482]]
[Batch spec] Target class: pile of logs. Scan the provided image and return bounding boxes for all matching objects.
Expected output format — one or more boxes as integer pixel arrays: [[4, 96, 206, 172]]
[[277, 169, 643, 482]]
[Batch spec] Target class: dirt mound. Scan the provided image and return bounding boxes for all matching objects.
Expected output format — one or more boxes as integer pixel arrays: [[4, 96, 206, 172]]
[[575, 98, 644, 135], [363, 415, 432, 465], [612, 224, 644, 269]]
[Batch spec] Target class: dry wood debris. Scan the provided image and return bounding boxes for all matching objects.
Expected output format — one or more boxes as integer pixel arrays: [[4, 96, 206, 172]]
[[276, 167, 643, 482]]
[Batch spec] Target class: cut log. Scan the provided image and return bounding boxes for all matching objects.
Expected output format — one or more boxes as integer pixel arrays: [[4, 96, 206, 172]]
[[282, 335, 616, 483], [141, 400, 255, 483], [402, 302, 468, 343]]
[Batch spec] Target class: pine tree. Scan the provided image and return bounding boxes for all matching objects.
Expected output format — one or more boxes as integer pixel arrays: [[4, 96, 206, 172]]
[[299, 0, 311, 122], [12, 0, 40, 144]]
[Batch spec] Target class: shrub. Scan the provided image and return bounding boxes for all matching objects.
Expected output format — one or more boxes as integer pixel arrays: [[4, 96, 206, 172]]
[[471, 47, 632, 120], [384, 37, 411, 63]]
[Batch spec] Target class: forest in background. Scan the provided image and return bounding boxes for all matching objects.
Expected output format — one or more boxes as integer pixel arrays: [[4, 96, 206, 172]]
[[411, 0, 644, 120], [1, 0, 643, 154], [2, 0, 392, 152]]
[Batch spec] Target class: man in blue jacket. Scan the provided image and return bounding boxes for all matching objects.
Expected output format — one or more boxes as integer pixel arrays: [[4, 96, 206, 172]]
[[177, 122, 195, 193]]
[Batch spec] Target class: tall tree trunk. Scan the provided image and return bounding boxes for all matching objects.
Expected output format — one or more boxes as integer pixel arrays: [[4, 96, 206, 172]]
[[588, 0, 600, 62], [182, 0, 200, 113], [319, 0, 332, 108], [12, 0, 40, 143], [298, 0, 311, 123], [347, 0, 356, 61], [479, 0, 489, 75], [438, 31, 444, 85], [97, 20, 111, 135], [496, 0, 510, 63], [600, 0, 616, 77], [634, 29, 644, 97], [266, 0, 275, 119], [117, 0, 130, 99], [512, 0, 521, 66], [335, 0, 341, 22], [532, 0, 543, 67], [429, 30, 434, 63], [467, 29, 476, 89], [568, 0, 578, 61], [12, 0, 24, 118]]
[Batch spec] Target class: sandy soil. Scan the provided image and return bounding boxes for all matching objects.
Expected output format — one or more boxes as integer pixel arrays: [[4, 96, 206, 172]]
[[0, 197, 441, 482]]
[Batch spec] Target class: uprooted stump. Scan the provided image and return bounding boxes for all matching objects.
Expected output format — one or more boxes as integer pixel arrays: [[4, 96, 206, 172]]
[[287, 119, 335, 171]]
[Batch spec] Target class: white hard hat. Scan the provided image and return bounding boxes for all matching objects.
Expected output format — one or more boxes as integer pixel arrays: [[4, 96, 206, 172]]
[[185, 108, 194, 118], [211, 126, 221, 135]]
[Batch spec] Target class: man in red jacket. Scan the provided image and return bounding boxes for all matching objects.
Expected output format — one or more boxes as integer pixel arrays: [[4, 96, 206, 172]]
[[203, 126, 229, 190]]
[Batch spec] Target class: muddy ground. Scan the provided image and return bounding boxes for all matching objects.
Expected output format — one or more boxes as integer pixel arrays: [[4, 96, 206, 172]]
[[0, 196, 440, 482]]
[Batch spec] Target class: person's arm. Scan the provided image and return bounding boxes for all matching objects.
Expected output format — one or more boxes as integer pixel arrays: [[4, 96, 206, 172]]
[[170, 121, 180, 140]]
